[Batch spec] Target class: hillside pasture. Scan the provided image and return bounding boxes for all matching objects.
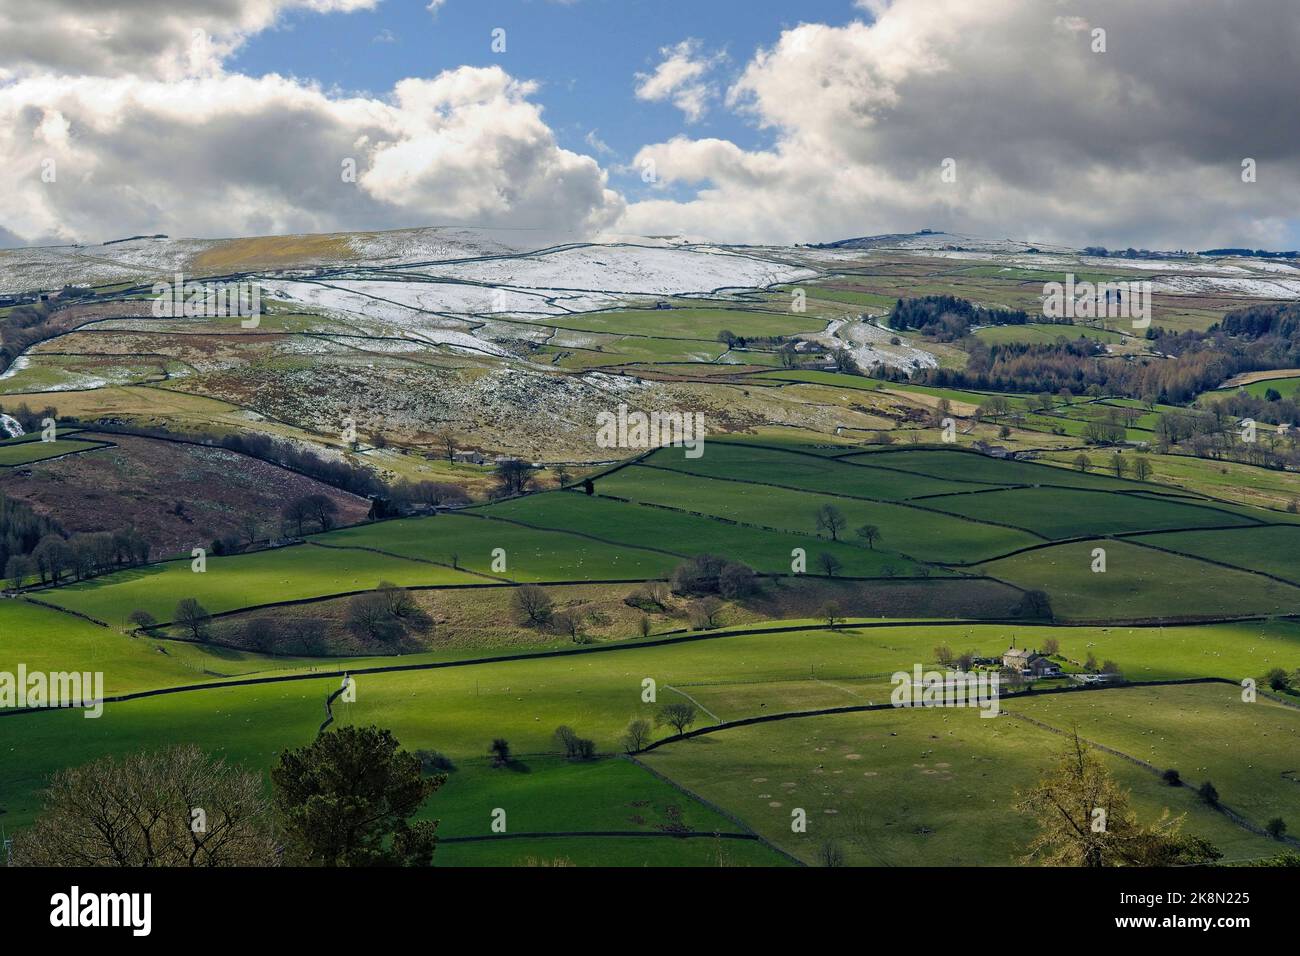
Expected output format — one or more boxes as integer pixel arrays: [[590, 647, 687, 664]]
[[591, 463, 1038, 565]]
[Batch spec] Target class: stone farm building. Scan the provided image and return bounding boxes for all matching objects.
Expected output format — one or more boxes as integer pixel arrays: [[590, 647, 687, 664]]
[[1002, 647, 1062, 678]]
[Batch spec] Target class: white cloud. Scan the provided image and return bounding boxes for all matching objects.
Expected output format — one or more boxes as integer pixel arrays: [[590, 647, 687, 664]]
[[624, 0, 1300, 248], [0, 1, 623, 245], [0, 0, 381, 80], [0, 67, 623, 244], [634, 39, 724, 123]]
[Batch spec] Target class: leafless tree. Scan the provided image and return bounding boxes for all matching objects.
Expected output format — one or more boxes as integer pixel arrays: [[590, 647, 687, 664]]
[[12, 745, 278, 866]]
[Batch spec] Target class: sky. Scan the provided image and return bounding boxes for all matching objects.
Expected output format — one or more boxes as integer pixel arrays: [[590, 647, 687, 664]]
[[2, 0, 1298, 250]]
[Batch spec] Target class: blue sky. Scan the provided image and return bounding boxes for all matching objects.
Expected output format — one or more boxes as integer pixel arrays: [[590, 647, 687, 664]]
[[5, 0, 1296, 249], [231, 0, 864, 202]]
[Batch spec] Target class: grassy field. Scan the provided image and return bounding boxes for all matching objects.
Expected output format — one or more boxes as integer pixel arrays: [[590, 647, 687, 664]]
[[1035, 448, 1300, 512], [0, 436, 108, 466], [1133, 525, 1300, 583], [0, 600, 327, 694], [318, 513, 678, 582], [543, 307, 820, 340], [974, 322, 1125, 345], [1214, 376, 1300, 400], [920, 486, 1256, 540], [639, 442, 1012, 501], [477, 490, 898, 575], [640, 699, 1284, 865], [36, 542, 484, 625], [980, 539, 1300, 620], [3, 612, 1297, 856], [841, 448, 1142, 491], [1007, 683, 1300, 836], [9, 424, 1300, 867], [593, 463, 1037, 565]]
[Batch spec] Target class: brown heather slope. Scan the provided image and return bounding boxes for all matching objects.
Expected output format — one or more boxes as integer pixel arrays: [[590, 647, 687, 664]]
[[0, 431, 369, 557]]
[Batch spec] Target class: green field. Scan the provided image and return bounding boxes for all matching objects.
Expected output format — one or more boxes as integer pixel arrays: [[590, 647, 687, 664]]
[[36, 542, 484, 625], [318, 512, 677, 582], [641, 693, 1285, 866], [544, 307, 820, 340], [9, 428, 1300, 868], [841, 448, 1141, 491], [592, 462, 1037, 564], [980, 538, 1300, 620], [1214, 376, 1300, 400], [639, 442, 1011, 501], [974, 322, 1124, 345], [0, 436, 107, 466], [477, 490, 896, 575], [921, 486, 1256, 540], [1009, 683, 1300, 835], [1134, 525, 1300, 583]]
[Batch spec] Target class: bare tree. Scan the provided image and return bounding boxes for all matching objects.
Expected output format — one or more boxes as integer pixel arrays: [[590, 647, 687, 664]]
[[174, 597, 211, 642], [688, 596, 724, 630], [434, 429, 456, 461], [513, 584, 554, 625], [817, 552, 843, 577], [494, 459, 536, 497], [347, 592, 397, 642], [12, 745, 278, 866], [552, 608, 588, 643], [377, 580, 417, 619], [623, 718, 652, 753], [656, 701, 699, 736], [855, 524, 881, 549], [821, 601, 843, 629], [301, 493, 339, 532], [815, 504, 847, 541]]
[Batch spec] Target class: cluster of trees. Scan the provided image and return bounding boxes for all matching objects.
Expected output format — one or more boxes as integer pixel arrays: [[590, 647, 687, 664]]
[[554, 725, 596, 761], [716, 329, 788, 349], [1074, 450, 1152, 480], [1154, 403, 1300, 472], [387, 479, 470, 511], [0, 301, 58, 374], [670, 553, 757, 599], [281, 493, 339, 536], [510, 584, 595, 643], [902, 302, 1300, 405], [346, 582, 433, 645], [888, 295, 1030, 341], [493, 458, 536, 497], [220, 614, 331, 656], [0, 494, 63, 581], [11, 726, 440, 867], [7, 527, 151, 589]]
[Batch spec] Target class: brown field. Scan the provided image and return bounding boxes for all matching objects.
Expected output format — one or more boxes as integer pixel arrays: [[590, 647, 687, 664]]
[[197, 574, 1025, 658], [191, 233, 357, 274], [0, 431, 369, 558]]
